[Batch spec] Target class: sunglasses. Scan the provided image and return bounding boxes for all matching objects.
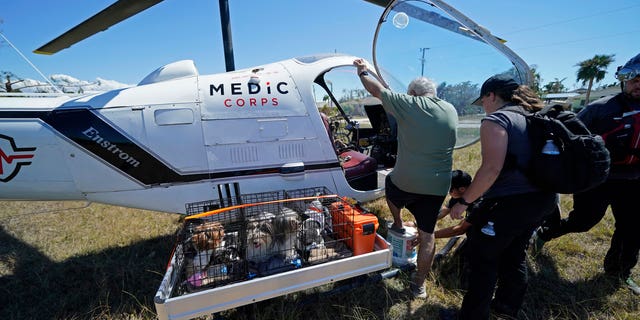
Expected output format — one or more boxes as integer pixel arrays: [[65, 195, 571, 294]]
[[616, 67, 640, 82]]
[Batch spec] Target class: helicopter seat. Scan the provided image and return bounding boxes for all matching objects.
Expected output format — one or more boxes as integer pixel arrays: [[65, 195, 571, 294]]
[[339, 149, 378, 190]]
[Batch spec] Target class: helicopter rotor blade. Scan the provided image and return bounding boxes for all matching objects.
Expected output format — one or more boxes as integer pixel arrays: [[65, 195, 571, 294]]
[[34, 0, 164, 55]]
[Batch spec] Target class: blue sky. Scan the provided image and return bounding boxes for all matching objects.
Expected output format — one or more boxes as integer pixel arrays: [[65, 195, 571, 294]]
[[1, 0, 638, 89]]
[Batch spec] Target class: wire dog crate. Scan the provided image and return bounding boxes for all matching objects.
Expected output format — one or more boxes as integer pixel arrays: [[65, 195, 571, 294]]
[[155, 186, 391, 320]]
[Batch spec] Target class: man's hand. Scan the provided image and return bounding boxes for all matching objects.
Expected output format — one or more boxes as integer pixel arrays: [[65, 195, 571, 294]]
[[353, 58, 383, 99], [353, 58, 368, 73]]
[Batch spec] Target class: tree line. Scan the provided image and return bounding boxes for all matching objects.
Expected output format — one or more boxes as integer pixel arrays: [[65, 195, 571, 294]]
[[438, 54, 617, 115]]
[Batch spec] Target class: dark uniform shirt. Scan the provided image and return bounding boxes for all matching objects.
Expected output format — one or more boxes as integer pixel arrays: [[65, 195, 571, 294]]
[[578, 93, 640, 180]]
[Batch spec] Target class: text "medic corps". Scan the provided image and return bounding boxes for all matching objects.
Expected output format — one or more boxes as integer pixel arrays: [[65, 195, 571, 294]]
[[209, 81, 289, 108]]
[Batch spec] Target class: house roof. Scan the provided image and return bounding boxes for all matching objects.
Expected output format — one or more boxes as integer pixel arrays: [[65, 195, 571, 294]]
[[543, 92, 580, 99]]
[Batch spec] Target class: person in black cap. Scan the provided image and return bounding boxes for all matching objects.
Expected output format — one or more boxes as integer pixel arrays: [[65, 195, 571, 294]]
[[444, 74, 557, 319], [532, 53, 640, 294]]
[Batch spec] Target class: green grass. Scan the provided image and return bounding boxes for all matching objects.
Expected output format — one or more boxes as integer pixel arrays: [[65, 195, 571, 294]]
[[1, 143, 638, 319]]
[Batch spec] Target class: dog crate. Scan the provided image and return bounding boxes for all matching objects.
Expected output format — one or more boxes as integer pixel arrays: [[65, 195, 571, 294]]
[[155, 186, 391, 320]]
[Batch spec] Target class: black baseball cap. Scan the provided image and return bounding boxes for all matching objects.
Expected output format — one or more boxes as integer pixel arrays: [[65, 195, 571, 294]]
[[472, 74, 520, 106], [451, 169, 472, 189]]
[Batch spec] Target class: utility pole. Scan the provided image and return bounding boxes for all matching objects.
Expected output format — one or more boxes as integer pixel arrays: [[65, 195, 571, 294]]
[[419, 47, 430, 76]]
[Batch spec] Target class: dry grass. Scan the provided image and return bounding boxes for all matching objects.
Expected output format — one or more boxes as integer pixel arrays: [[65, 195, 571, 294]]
[[1, 143, 639, 319]]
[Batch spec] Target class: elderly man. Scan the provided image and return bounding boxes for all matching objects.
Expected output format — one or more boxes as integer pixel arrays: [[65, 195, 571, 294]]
[[354, 58, 458, 298]]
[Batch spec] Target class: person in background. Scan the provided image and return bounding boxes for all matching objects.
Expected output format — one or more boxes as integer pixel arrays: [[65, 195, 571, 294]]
[[446, 75, 557, 319], [354, 58, 458, 299], [532, 53, 640, 294]]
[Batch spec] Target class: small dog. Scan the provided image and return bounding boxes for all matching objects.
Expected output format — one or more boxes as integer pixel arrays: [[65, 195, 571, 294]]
[[270, 208, 299, 260], [191, 221, 225, 252], [245, 212, 276, 263], [298, 218, 325, 251], [189, 221, 225, 271], [245, 208, 299, 263]]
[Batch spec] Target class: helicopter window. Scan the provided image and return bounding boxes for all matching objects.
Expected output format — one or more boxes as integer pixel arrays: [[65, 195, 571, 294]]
[[313, 66, 372, 145], [314, 66, 371, 119], [154, 108, 195, 126], [373, 0, 532, 148], [313, 66, 390, 153]]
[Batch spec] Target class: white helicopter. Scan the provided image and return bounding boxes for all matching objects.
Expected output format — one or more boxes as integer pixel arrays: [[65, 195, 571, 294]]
[[0, 0, 532, 214]]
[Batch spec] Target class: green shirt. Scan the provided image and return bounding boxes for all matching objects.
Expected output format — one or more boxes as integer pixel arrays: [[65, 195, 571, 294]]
[[380, 89, 457, 196]]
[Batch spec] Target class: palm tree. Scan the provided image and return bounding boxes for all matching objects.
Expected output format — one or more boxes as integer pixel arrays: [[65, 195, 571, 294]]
[[576, 54, 615, 105], [529, 65, 543, 96]]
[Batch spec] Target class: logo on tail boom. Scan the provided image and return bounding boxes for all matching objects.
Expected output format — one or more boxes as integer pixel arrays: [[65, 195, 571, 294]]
[[0, 134, 36, 182]]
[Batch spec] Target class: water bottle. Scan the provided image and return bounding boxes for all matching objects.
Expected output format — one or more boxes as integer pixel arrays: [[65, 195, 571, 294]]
[[541, 139, 560, 155], [481, 221, 496, 236]]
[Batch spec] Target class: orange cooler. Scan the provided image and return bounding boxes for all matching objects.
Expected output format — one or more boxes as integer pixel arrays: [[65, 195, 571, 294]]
[[329, 200, 379, 255]]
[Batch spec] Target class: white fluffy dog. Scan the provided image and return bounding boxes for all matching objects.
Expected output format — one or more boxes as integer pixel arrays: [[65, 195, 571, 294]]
[[245, 208, 299, 263]]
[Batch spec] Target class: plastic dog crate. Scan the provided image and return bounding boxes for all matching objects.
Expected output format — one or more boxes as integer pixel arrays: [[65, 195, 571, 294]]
[[154, 186, 391, 320]]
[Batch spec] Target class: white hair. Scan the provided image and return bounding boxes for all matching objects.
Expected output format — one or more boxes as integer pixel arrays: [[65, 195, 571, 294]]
[[407, 77, 437, 97]]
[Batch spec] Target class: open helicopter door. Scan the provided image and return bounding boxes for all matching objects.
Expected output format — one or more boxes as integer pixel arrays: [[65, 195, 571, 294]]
[[304, 0, 534, 202], [371, 0, 533, 148], [308, 0, 533, 201]]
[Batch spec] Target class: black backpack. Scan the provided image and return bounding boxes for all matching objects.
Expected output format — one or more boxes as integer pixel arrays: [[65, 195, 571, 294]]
[[504, 104, 610, 194]]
